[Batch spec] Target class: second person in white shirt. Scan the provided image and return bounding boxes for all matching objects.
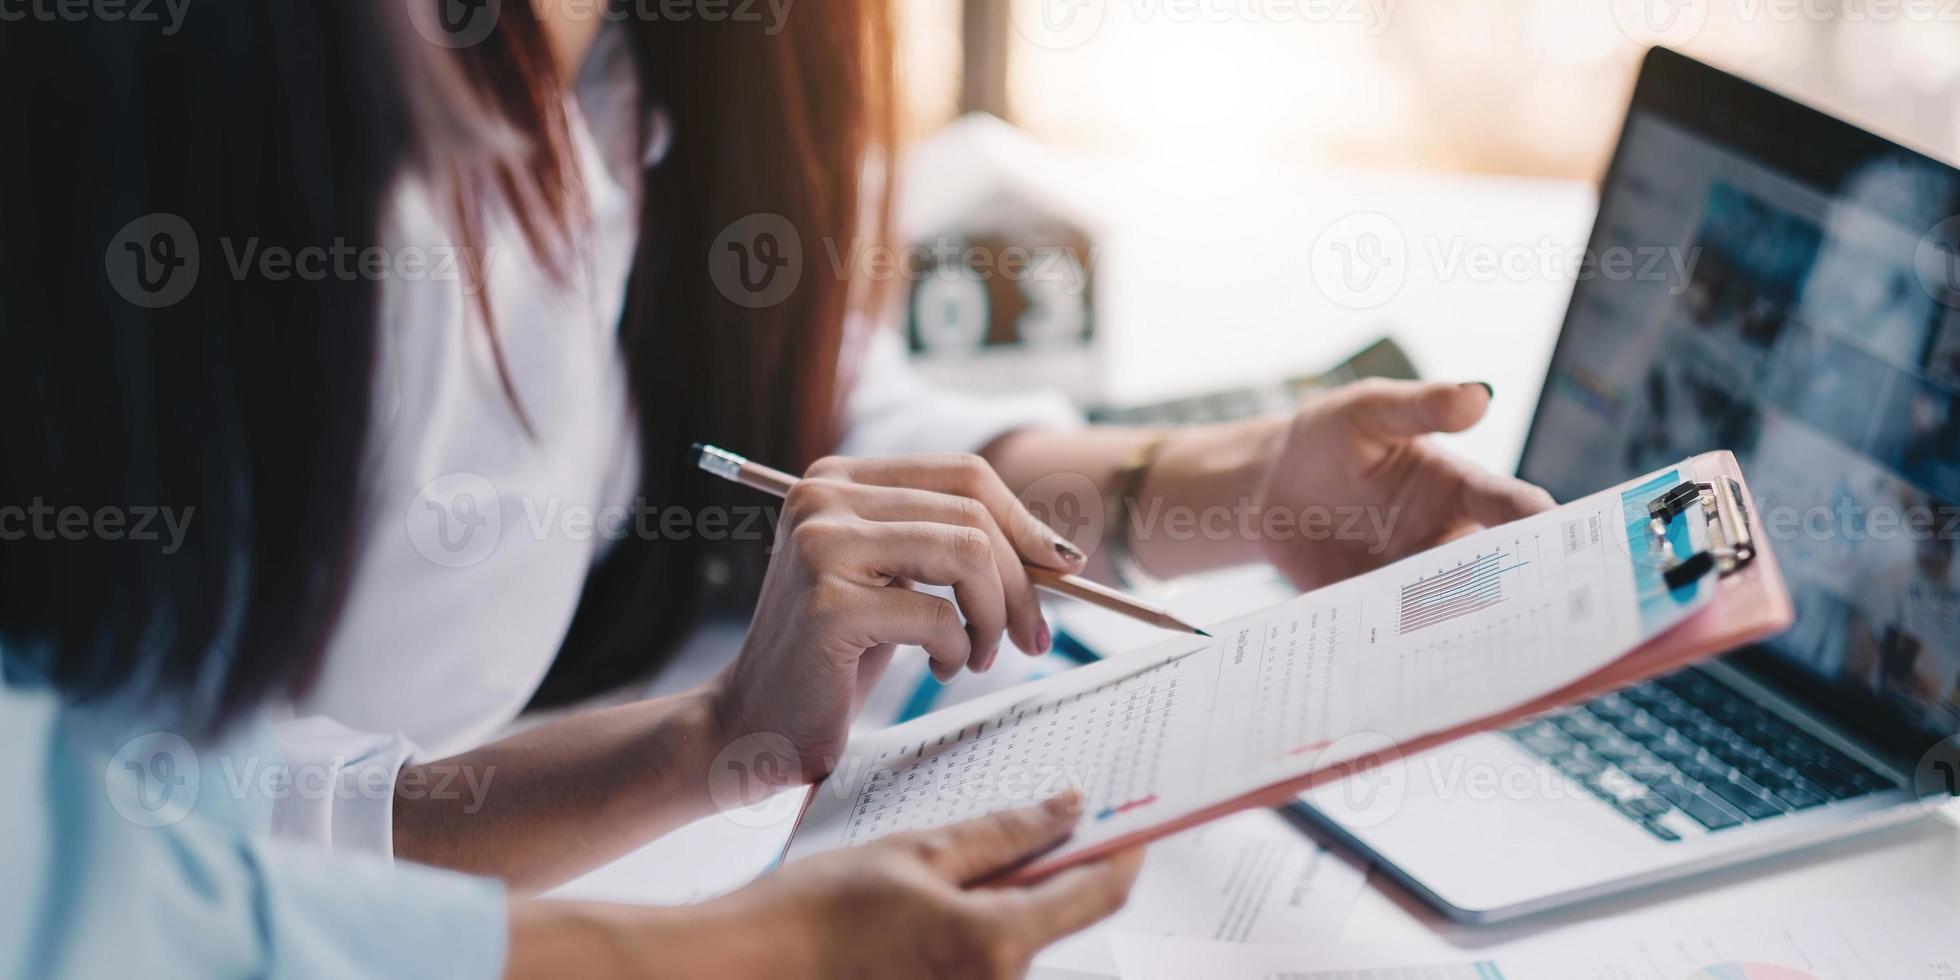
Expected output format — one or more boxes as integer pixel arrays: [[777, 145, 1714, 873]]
[[278, 0, 1553, 921]]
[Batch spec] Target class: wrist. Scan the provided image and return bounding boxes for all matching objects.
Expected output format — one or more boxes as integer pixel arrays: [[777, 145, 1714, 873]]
[[696, 671, 817, 797], [504, 900, 658, 980], [699, 673, 739, 751], [607, 689, 737, 834], [505, 899, 785, 980], [653, 900, 789, 980], [1127, 415, 1288, 579], [653, 884, 818, 980]]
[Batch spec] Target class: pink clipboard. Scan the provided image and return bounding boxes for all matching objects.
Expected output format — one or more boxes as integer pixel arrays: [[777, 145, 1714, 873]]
[[784, 451, 1794, 884]]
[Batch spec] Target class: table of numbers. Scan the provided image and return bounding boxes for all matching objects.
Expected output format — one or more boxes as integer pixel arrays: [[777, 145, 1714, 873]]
[[839, 651, 1201, 847]]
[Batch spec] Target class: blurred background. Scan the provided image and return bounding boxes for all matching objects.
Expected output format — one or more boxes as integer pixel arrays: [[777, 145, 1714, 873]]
[[896, 0, 1960, 178], [885, 0, 1960, 477]]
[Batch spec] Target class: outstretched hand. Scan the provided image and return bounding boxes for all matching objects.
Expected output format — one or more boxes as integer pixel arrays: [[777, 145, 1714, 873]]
[[1248, 379, 1556, 589]]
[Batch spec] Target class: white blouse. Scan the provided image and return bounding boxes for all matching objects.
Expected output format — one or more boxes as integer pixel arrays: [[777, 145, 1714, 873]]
[[269, 25, 1077, 855]]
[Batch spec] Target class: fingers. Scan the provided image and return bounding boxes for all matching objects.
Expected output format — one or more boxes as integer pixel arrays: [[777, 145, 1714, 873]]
[[788, 479, 1019, 673], [1341, 379, 1493, 438], [837, 521, 1009, 674], [900, 792, 1082, 884], [1003, 846, 1145, 945], [835, 484, 1049, 661], [809, 454, 1089, 574], [1459, 466, 1557, 529], [846, 584, 975, 680]]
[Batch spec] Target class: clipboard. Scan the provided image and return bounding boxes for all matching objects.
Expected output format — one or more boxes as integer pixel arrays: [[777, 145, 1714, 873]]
[[1646, 466, 1758, 590], [779, 451, 1794, 883]]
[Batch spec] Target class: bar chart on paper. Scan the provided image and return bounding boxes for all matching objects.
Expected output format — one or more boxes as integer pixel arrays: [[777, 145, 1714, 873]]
[[1397, 549, 1529, 635]]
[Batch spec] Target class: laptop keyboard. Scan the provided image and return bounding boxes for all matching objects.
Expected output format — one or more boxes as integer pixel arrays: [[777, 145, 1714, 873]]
[[1503, 668, 1893, 842]]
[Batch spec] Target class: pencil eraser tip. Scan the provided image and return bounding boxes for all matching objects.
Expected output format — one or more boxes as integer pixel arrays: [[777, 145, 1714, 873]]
[[687, 443, 707, 467]]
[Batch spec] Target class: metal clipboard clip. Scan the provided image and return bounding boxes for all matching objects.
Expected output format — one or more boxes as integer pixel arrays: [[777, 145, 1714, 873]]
[[1646, 476, 1756, 591]]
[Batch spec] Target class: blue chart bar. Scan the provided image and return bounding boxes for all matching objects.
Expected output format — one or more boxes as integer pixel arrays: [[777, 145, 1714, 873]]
[[1398, 551, 1528, 635]]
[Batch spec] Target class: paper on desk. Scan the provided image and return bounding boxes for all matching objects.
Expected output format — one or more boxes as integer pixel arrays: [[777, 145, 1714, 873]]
[[1033, 807, 1369, 979], [784, 461, 1718, 876], [1111, 893, 1960, 980]]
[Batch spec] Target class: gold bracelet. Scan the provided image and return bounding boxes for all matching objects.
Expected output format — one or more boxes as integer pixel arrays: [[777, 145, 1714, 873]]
[[1104, 435, 1170, 591]]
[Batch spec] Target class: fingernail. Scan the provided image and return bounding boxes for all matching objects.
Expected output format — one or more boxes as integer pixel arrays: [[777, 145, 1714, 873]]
[[1053, 538, 1085, 565], [1036, 619, 1053, 654], [1462, 381, 1494, 400], [1043, 791, 1079, 817]]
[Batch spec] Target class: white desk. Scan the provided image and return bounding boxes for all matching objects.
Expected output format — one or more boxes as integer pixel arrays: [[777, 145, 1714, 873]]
[[553, 163, 1960, 972]]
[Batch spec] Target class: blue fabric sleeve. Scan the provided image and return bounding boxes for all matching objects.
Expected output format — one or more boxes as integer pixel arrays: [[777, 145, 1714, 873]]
[[0, 683, 508, 980]]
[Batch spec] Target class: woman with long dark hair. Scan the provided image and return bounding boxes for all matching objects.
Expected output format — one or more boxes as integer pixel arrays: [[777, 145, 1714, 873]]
[[0, 1, 1551, 974]]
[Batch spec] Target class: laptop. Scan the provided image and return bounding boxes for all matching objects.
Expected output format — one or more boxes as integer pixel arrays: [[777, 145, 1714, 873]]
[[1295, 47, 1960, 923]]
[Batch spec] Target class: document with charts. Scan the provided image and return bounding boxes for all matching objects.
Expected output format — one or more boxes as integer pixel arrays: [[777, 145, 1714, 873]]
[[781, 454, 1794, 879]]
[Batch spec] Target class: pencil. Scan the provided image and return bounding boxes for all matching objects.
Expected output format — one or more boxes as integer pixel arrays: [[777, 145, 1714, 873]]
[[689, 443, 1211, 639]]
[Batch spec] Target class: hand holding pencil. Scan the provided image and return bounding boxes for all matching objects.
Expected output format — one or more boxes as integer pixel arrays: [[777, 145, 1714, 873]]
[[692, 444, 1208, 650]]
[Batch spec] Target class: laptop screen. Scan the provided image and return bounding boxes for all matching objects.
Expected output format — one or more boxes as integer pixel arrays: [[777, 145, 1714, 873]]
[[1519, 50, 1960, 752]]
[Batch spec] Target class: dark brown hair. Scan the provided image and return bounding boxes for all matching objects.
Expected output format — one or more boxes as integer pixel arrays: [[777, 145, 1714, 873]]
[[0, 3, 418, 728], [0, 2, 892, 725], [447, 5, 899, 707]]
